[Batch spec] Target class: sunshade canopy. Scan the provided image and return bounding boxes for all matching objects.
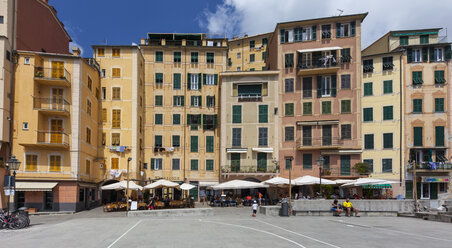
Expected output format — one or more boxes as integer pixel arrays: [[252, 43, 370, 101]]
[[341, 178, 398, 187], [180, 183, 195, 191], [211, 180, 268, 190], [263, 177, 294, 185], [101, 181, 143, 191], [144, 179, 179, 189], [293, 175, 336, 185]]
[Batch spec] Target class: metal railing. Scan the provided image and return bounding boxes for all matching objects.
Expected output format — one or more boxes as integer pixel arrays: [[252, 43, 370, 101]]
[[296, 137, 343, 148], [298, 59, 339, 70], [221, 165, 278, 174], [407, 162, 452, 170], [238, 94, 262, 102], [34, 67, 71, 84], [37, 131, 69, 146], [33, 97, 70, 113]]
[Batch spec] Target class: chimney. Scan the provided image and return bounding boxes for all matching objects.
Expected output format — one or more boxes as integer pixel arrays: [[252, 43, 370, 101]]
[[71, 47, 81, 56], [140, 38, 146, 45]]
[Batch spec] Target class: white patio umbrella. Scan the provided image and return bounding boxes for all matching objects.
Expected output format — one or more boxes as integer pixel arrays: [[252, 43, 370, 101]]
[[211, 180, 269, 190], [180, 183, 195, 191], [341, 178, 394, 187], [263, 177, 295, 185], [144, 179, 179, 189], [101, 180, 143, 191], [293, 175, 336, 185], [335, 179, 356, 185]]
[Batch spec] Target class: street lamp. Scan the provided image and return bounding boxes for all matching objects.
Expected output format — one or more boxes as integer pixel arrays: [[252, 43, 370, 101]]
[[6, 155, 21, 213], [126, 157, 132, 211], [287, 156, 294, 216], [316, 155, 324, 199]]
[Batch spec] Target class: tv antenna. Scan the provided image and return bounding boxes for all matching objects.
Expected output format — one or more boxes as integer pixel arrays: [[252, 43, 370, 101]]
[[337, 9, 344, 16]]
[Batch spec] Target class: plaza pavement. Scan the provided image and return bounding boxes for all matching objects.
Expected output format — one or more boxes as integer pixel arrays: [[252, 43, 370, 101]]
[[1, 207, 451, 248]]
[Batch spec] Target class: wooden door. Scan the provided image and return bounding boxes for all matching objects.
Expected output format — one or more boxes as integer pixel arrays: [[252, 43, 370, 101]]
[[52, 88, 64, 110], [51, 61, 64, 79], [50, 119, 63, 143]]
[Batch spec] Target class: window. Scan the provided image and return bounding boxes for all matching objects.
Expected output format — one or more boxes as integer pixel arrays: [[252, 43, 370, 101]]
[[434, 48, 444, 61], [24, 57, 30, 65], [173, 73, 181, 89], [0, 16, 4, 24], [189, 73, 200, 90], [191, 136, 198, 152], [383, 80, 393, 94], [302, 126, 312, 146], [25, 154, 38, 171], [436, 126, 445, 147], [321, 24, 331, 39], [322, 101, 331, 114], [341, 100, 351, 113], [173, 114, 180, 125], [363, 82, 373, 96], [259, 105, 268, 123], [262, 52, 266, 60], [188, 114, 201, 130], [363, 108, 373, 122], [173, 52, 181, 63], [303, 102, 312, 115], [364, 134, 374, 149], [206, 136, 214, 153], [300, 53, 312, 68], [434, 70, 446, 84], [206, 160, 214, 171], [85, 99, 91, 116], [323, 156, 330, 170], [112, 48, 120, 57], [85, 160, 91, 175], [237, 67, 241, 71], [172, 159, 180, 170], [341, 74, 351, 89], [232, 128, 241, 147], [111, 158, 119, 170], [303, 154, 312, 169], [155, 95, 163, 106], [413, 127, 423, 146], [341, 124, 351, 140], [285, 127, 294, 141], [204, 74, 217, 85], [285, 78, 294, 92], [151, 158, 163, 170], [413, 99, 422, 113], [87, 77, 93, 91], [302, 27, 312, 41], [112, 109, 121, 128], [112, 87, 121, 100], [258, 128, 268, 146], [190, 96, 202, 107], [111, 133, 120, 146], [172, 135, 180, 147], [262, 38, 268, 46], [232, 105, 242, 123], [249, 40, 255, 48], [319, 75, 333, 97], [420, 35, 429, 44], [112, 68, 121, 77], [400, 36, 408, 46], [173, 96, 184, 106], [382, 56, 394, 70], [382, 159, 392, 173], [383, 106, 393, 120], [363, 59, 374, 73], [412, 49, 421, 62], [285, 158, 292, 169], [101, 69, 106, 78], [155, 51, 163, 62], [303, 77, 312, 98], [155, 73, 163, 84], [341, 48, 351, 63], [191, 52, 198, 63], [49, 155, 62, 172], [190, 160, 198, 171], [435, 98, 444, 112], [22, 122, 29, 130], [363, 159, 373, 173], [285, 53, 294, 68], [285, 103, 294, 116], [86, 128, 91, 144], [206, 96, 215, 107], [337, 23, 350, 37], [383, 133, 393, 149], [237, 53, 241, 59], [249, 54, 255, 62], [206, 52, 215, 63], [412, 71, 423, 85], [155, 114, 163, 125]]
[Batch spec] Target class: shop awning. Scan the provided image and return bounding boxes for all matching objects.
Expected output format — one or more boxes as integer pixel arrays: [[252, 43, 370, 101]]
[[297, 120, 339, 126], [226, 148, 247, 153], [362, 184, 392, 189], [298, 46, 342, 53], [251, 147, 274, 153], [199, 181, 219, 187], [15, 182, 58, 192], [321, 150, 362, 155]]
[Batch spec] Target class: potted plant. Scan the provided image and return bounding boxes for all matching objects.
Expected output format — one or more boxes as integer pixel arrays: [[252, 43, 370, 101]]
[[353, 162, 371, 175]]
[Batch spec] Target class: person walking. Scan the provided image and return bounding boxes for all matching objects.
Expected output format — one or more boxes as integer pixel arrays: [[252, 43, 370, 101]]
[[252, 200, 258, 217]]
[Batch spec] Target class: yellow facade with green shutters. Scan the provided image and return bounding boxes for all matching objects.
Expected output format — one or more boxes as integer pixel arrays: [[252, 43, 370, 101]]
[[228, 33, 272, 72]]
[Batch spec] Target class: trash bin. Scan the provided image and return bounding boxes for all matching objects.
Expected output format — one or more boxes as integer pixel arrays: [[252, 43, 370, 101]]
[[280, 202, 289, 217]]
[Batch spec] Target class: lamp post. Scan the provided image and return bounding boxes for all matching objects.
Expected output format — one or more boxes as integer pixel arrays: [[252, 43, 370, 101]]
[[6, 155, 21, 213], [317, 155, 324, 199], [288, 156, 294, 216], [126, 157, 132, 211]]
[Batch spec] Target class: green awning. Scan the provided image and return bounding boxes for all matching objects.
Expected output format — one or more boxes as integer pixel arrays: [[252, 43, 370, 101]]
[[362, 184, 392, 189]]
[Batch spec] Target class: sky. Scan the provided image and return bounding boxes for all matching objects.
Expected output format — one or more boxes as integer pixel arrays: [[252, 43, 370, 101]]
[[50, 0, 452, 57]]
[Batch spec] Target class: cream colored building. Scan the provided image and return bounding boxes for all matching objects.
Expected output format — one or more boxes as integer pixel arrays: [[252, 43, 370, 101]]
[[228, 33, 272, 72], [220, 70, 280, 183], [92, 45, 145, 201]]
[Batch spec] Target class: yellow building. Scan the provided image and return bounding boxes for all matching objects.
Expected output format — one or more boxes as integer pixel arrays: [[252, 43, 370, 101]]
[[140, 33, 227, 200], [92, 45, 145, 202], [228, 33, 272, 72], [12, 48, 103, 211]]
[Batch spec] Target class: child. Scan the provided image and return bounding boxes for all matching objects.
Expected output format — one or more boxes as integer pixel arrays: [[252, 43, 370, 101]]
[[252, 200, 258, 217]]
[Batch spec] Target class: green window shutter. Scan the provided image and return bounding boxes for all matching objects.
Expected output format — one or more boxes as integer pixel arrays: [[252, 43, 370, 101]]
[[407, 48, 412, 63], [316, 76, 322, 98], [173, 96, 177, 106], [198, 74, 202, 89], [435, 126, 445, 147], [202, 74, 206, 85], [350, 21, 356, 36], [214, 115, 218, 129], [364, 82, 372, 96], [383, 106, 393, 120], [198, 96, 202, 107], [312, 25, 317, 40], [383, 133, 393, 148], [150, 159, 155, 170], [363, 108, 373, 122], [429, 47, 435, 61], [214, 74, 218, 85], [259, 105, 268, 123], [413, 99, 422, 113], [331, 75, 337, 97], [172, 135, 180, 147], [422, 47, 428, 62], [191, 136, 198, 152], [340, 155, 351, 176], [383, 80, 393, 94], [206, 136, 214, 153], [435, 98, 444, 112], [181, 96, 184, 106], [173, 73, 181, 89], [303, 154, 312, 169], [341, 100, 351, 113], [322, 101, 331, 114], [336, 23, 341, 38], [190, 96, 194, 106], [280, 29, 285, 43], [206, 160, 214, 171], [187, 114, 191, 125], [187, 73, 191, 89], [232, 105, 242, 123], [285, 103, 294, 116], [445, 45, 452, 60], [364, 134, 374, 149], [413, 127, 423, 146], [173, 114, 180, 125], [303, 102, 312, 115], [191, 160, 198, 171], [262, 52, 266, 60], [202, 114, 207, 129]]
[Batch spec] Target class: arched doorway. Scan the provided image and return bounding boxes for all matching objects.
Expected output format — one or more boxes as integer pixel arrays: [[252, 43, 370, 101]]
[[100, 180, 119, 204]]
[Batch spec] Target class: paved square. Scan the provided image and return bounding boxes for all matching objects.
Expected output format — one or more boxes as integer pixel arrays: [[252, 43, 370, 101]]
[[1, 208, 451, 248]]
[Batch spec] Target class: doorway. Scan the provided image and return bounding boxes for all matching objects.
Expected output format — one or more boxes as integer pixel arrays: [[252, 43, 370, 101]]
[[52, 88, 64, 110], [50, 119, 63, 143]]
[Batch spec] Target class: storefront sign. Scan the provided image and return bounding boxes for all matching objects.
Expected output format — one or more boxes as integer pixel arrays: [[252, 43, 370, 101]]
[[154, 176, 181, 181], [422, 177, 450, 183]]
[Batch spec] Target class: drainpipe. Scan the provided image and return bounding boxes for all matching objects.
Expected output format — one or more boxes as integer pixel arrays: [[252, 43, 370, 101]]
[[399, 51, 403, 187], [8, 0, 17, 158]]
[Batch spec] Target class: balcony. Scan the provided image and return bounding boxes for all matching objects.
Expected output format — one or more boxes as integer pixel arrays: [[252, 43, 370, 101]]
[[19, 131, 69, 150], [34, 67, 71, 87], [296, 137, 343, 150], [407, 162, 452, 172], [238, 94, 262, 102], [221, 165, 278, 175], [33, 97, 70, 116]]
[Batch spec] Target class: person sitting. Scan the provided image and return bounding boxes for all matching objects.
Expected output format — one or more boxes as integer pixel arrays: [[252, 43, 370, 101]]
[[148, 194, 155, 210], [331, 199, 343, 216], [343, 198, 359, 217]]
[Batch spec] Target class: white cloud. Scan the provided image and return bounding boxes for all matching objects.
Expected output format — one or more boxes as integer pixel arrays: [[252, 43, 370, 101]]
[[201, 0, 452, 48], [64, 21, 84, 56]]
